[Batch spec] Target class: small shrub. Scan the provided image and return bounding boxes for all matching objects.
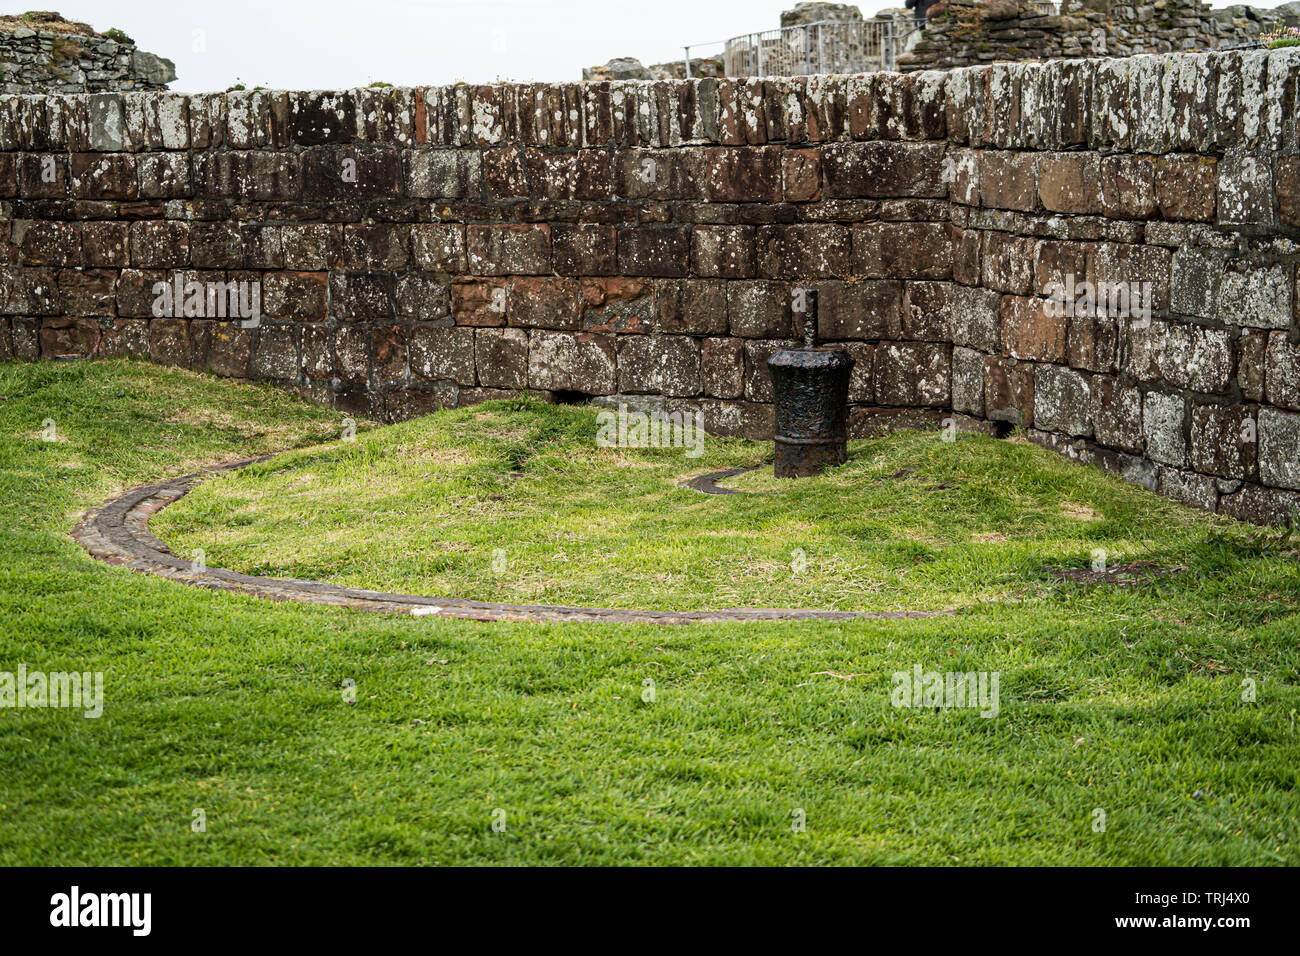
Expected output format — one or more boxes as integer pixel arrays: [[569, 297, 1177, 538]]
[[369, 80, 393, 87], [103, 28, 132, 44]]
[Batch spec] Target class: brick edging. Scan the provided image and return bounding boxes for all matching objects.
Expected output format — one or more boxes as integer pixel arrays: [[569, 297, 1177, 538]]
[[72, 456, 955, 624]]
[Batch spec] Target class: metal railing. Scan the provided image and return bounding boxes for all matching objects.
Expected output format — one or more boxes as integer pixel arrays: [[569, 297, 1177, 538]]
[[691, 19, 913, 78]]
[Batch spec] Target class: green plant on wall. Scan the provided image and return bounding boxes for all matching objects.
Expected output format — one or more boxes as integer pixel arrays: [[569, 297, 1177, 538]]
[[103, 28, 133, 44]]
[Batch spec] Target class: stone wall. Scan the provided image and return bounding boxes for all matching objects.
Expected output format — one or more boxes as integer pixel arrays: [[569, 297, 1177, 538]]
[[3, 50, 1300, 524], [0, 13, 175, 94], [900, 0, 1295, 72]]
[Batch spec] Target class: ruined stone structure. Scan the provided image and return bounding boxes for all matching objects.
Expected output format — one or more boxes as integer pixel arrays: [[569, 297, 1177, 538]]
[[3, 49, 1300, 524], [0, 13, 175, 94], [900, 0, 1297, 72]]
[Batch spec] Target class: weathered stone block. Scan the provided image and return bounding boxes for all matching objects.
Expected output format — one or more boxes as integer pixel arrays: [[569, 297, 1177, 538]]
[[137, 153, 190, 198], [1143, 391, 1186, 467], [1092, 376, 1143, 454], [409, 224, 467, 273], [21, 221, 82, 267], [852, 222, 951, 279], [396, 273, 452, 320], [614, 148, 707, 200], [1218, 482, 1300, 527], [900, 281, 953, 342], [405, 149, 483, 199], [756, 224, 849, 278], [263, 271, 327, 320], [1066, 313, 1119, 374], [1278, 156, 1300, 228], [188, 223, 243, 269], [580, 278, 653, 333], [468, 224, 551, 275], [69, 153, 137, 199], [300, 146, 397, 200], [475, 327, 528, 389], [952, 346, 984, 416], [822, 142, 946, 198], [1001, 295, 1066, 363], [616, 226, 690, 277], [1158, 467, 1219, 512], [782, 149, 821, 202], [251, 324, 296, 380], [344, 224, 411, 270], [507, 276, 580, 330], [553, 224, 617, 276], [129, 221, 187, 268], [289, 92, 356, 146], [82, 222, 129, 267], [1266, 332, 1300, 411], [410, 325, 476, 384], [1190, 403, 1257, 480], [190, 319, 247, 377], [727, 281, 792, 338], [1260, 406, 1300, 491], [148, 317, 190, 367], [1100, 155, 1157, 219], [980, 232, 1034, 294], [282, 224, 343, 271], [1217, 153, 1273, 227], [1033, 364, 1092, 437], [329, 272, 394, 320], [691, 225, 756, 278], [1155, 155, 1216, 222], [58, 269, 116, 316], [372, 324, 410, 382], [1219, 263, 1293, 330], [983, 355, 1034, 427], [874, 341, 950, 407], [701, 336, 744, 399], [655, 279, 728, 336], [978, 151, 1037, 211], [1125, 318, 1232, 394], [1036, 152, 1100, 215], [705, 146, 783, 202], [528, 331, 616, 393], [39, 317, 99, 358], [616, 335, 702, 396], [333, 326, 370, 382]]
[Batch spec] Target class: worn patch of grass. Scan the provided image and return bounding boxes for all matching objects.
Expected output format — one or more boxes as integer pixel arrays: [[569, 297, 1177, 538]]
[[0, 359, 1297, 866]]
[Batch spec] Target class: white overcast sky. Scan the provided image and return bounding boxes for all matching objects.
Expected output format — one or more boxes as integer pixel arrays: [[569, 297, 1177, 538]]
[[41, 0, 1264, 91]]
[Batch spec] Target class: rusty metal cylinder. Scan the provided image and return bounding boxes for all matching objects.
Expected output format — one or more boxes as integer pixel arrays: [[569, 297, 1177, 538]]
[[767, 346, 855, 478]]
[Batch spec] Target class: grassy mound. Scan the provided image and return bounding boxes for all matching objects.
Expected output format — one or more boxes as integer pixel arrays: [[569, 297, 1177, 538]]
[[155, 398, 1228, 612]]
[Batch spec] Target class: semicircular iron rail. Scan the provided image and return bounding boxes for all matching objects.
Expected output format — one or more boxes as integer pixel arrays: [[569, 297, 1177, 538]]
[[73, 457, 958, 625]]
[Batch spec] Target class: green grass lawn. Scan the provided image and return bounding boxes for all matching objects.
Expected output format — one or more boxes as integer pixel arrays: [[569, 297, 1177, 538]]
[[157, 392, 1237, 614], [1, 358, 1297, 865]]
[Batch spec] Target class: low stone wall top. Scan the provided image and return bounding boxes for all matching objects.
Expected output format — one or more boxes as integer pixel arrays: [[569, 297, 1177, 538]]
[[2, 49, 1300, 526]]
